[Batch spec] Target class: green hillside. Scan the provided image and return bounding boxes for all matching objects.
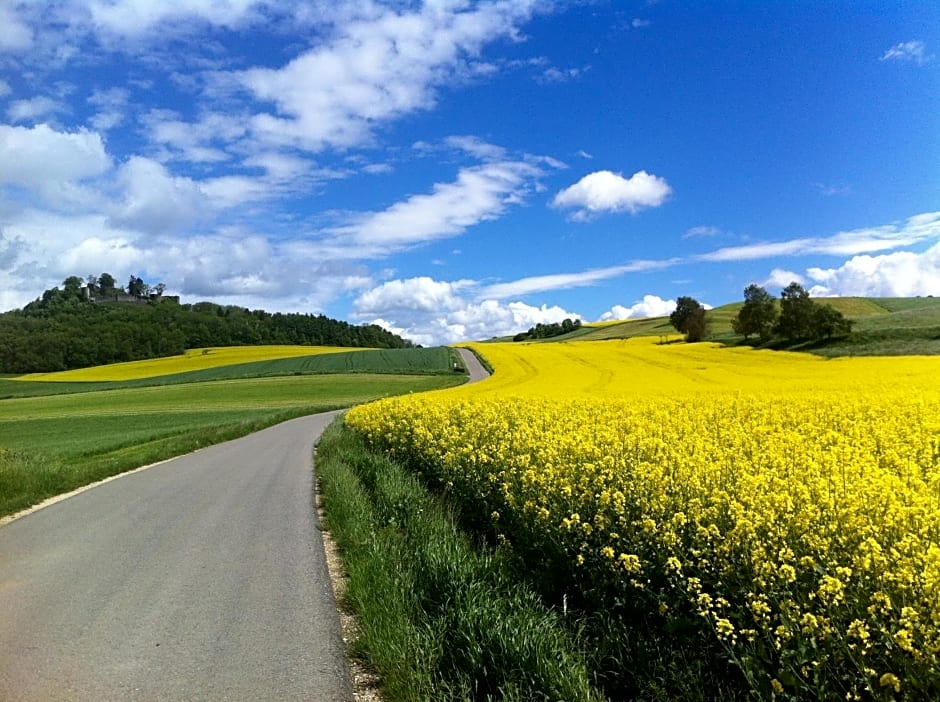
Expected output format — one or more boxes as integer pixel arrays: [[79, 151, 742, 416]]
[[528, 297, 940, 355]]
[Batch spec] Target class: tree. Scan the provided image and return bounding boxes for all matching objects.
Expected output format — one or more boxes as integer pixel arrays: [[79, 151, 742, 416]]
[[775, 282, 815, 341], [732, 284, 777, 341], [127, 275, 145, 298], [810, 303, 853, 340], [99, 272, 116, 292], [670, 296, 707, 342]]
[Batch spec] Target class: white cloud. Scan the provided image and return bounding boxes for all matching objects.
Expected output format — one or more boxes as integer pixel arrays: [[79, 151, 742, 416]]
[[353, 276, 580, 346], [0, 79, 10, 97], [7, 96, 66, 122], [87, 87, 130, 131], [806, 242, 940, 297], [86, 0, 270, 37], [239, 2, 539, 151], [552, 170, 672, 220], [0, 123, 111, 207], [482, 259, 678, 299], [444, 135, 507, 161], [600, 294, 675, 321], [354, 277, 474, 315], [684, 225, 721, 238], [539, 66, 586, 83], [881, 40, 931, 65], [0, 2, 33, 51], [143, 110, 246, 163], [698, 212, 940, 262], [632, 18, 651, 28], [763, 268, 805, 288], [108, 156, 209, 234], [327, 160, 545, 253]]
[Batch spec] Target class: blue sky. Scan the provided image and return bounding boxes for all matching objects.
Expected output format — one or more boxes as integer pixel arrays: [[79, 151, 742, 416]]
[[0, 1, 937, 345]]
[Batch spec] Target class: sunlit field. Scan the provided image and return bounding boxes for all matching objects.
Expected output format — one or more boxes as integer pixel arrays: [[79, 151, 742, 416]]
[[15, 345, 362, 382], [348, 338, 940, 699]]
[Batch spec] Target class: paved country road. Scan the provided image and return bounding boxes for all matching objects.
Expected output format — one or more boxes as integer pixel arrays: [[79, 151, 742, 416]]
[[0, 412, 351, 701], [456, 347, 489, 384]]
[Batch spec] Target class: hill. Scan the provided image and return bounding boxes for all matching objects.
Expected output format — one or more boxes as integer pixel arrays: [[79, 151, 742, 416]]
[[0, 278, 414, 374], [506, 297, 940, 355]]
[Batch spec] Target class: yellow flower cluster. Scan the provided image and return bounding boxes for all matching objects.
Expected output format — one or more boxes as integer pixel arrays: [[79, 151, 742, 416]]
[[346, 338, 940, 698]]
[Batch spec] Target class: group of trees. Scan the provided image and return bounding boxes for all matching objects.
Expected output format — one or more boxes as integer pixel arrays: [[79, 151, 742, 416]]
[[0, 277, 413, 373], [669, 283, 852, 344], [513, 318, 582, 342], [732, 282, 852, 342]]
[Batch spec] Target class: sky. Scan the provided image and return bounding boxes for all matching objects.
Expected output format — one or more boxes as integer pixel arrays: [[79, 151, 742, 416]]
[[0, 1, 938, 346]]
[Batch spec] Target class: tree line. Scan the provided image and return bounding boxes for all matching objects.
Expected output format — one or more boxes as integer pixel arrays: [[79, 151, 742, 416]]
[[669, 282, 852, 343], [513, 318, 582, 342], [0, 275, 413, 374]]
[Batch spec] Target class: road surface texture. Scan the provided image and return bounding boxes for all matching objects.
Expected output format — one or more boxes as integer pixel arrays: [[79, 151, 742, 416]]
[[456, 347, 489, 384], [0, 411, 351, 702]]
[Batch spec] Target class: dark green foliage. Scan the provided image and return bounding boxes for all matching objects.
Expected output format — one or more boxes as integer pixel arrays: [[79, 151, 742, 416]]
[[774, 282, 816, 340], [0, 277, 414, 373], [731, 284, 777, 341], [771, 282, 853, 343], [513, 318, 582, 342], [811, 303, 853, 340], [669, 296, 707, 342]]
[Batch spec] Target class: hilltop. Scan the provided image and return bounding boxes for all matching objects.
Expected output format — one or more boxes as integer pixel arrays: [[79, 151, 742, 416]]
[[0, 276, 414, 374]]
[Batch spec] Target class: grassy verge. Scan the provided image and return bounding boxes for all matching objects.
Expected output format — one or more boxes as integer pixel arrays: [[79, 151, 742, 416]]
[[316, 419, 604, 702]]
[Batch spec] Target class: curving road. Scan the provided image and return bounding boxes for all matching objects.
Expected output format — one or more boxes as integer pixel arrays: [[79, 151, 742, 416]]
[[0, 412, 351, 701], [456, 347, 490, 384]]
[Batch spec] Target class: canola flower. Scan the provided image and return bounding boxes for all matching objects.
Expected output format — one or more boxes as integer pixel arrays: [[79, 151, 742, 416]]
[[16, 345, 362, 382], [347, 338, 940, 699]]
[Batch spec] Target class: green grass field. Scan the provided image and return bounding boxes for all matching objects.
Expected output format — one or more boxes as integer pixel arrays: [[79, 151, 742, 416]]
[[0, 347, 466, 517]]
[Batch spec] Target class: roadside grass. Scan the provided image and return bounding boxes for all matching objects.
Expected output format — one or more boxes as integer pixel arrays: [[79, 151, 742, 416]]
[[0, 373, 464, 518], [316, 419, 604, 702]]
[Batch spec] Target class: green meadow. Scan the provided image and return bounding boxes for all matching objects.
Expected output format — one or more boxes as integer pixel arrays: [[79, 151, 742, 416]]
[[0, 348, 466, 517]]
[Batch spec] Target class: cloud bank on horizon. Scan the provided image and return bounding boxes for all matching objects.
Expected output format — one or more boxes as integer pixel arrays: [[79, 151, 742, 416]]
[[0, 1, 937, 345]]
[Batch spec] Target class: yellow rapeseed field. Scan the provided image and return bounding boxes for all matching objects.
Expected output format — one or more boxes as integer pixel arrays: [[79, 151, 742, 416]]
[[16, 345, 361, 382], [347, 338, 940, 699]]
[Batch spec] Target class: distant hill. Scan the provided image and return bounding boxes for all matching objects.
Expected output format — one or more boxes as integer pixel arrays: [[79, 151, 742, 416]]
[[502, 297, 940, 356], [0, 279, 413, 374]]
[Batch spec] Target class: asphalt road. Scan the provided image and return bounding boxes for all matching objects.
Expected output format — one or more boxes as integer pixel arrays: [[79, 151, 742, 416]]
[[456, 347, 489, 383], [0, 411, 351, 701]]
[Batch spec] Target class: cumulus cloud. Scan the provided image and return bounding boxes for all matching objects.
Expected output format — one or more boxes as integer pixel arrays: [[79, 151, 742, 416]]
[[806, 242, 940, 297], [600, 294, 675, 321], [108, 156, 209, 234], [353, 276, 581, 346], [881, 40, 931, 65], [764, 268, 805, 288], [552, 170, 672, 220], [0, 123, 111, 207], [240, 2, 540, 152]]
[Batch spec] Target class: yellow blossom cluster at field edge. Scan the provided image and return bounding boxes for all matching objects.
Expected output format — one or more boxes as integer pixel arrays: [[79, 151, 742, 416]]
[[16, 345, 363, 382], [347, 337, 940, 699]]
